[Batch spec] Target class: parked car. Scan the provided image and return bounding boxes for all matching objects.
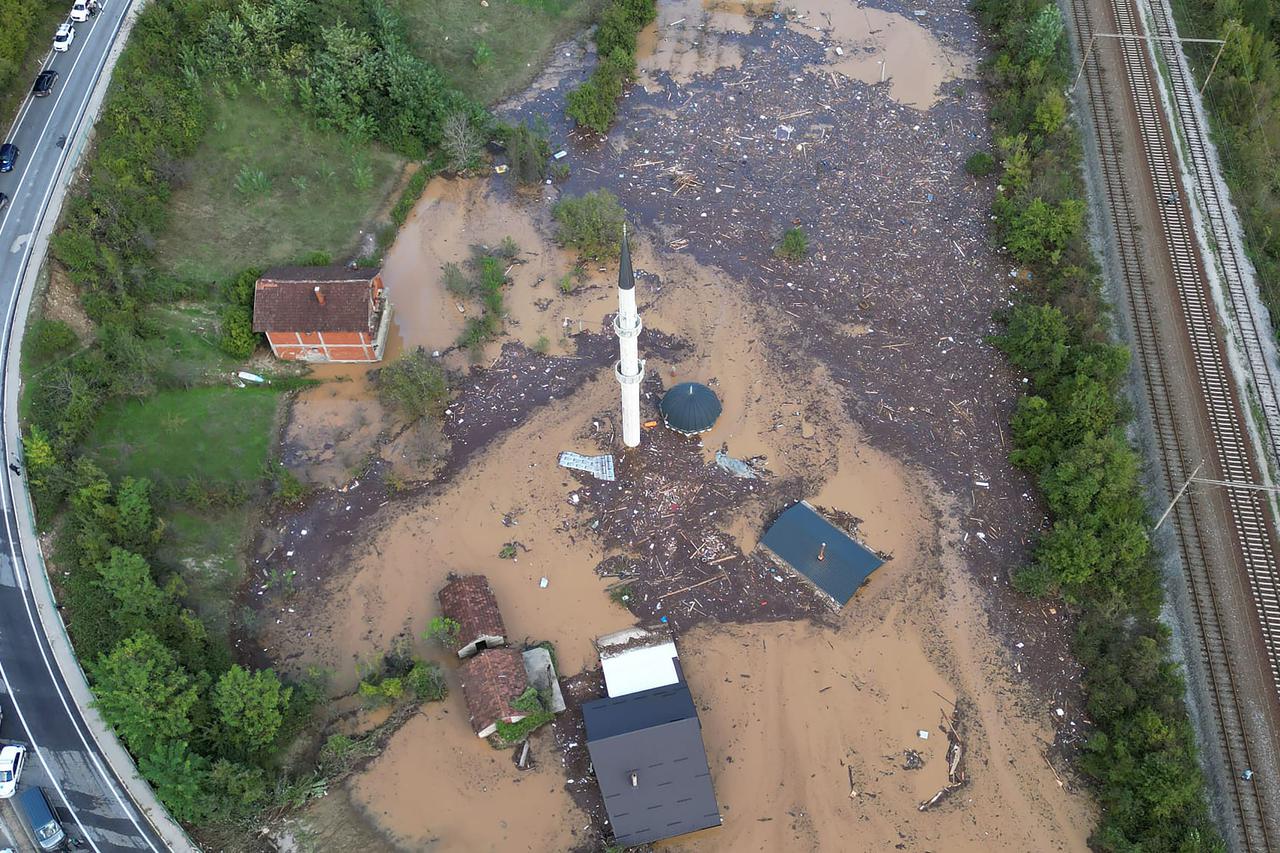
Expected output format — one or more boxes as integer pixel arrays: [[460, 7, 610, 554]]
[[32, 69, 58, 98], [0, 745, 26, 798], [53, 22, 74, 52], [0, 144, 18, 173], [70, 0, 89, 20], [16, 788, 65, 851]]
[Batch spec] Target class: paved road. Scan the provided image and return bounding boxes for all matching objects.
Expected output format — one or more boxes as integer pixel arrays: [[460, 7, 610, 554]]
[[0, 1, 170, 850]]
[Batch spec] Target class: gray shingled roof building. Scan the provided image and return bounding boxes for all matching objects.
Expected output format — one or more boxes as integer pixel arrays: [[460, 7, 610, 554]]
[[582, 682, 721, 847]]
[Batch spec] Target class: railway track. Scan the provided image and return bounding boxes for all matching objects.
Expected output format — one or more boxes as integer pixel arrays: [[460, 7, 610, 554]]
[[1144, 0, 1280, 479], [1065, 0, 1278, 846]]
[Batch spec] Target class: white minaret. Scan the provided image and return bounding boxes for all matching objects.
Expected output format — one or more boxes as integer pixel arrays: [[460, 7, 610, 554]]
[[614, 224, 644, 448]]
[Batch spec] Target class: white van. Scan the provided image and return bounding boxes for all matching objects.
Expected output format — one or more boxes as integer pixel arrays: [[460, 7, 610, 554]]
[[70, 0, 88, 21]]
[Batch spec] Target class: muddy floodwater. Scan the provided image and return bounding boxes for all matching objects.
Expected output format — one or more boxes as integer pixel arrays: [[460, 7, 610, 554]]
[[248, 0, 1099, 847]]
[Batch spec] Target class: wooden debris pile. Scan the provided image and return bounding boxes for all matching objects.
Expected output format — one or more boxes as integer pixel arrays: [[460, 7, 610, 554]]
[[918, 704, 967, 811]]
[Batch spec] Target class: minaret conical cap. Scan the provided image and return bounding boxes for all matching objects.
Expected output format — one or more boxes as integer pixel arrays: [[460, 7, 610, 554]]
[[619, 221, 635, 291]]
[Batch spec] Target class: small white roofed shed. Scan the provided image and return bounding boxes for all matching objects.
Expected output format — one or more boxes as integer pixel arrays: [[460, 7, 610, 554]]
[[597, 627, 681, 698]]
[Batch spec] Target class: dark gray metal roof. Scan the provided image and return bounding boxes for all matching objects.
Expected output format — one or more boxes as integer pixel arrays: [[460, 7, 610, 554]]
[[584, 684, 721, 847], [659, 382, 722, 435], [760, 500, 884, 606]]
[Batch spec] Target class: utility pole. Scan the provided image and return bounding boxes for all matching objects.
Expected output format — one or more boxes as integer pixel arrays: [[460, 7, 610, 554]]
[[1154, 462, 1280, 530]]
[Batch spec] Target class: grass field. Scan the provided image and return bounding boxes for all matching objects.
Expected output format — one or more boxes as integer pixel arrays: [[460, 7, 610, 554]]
[[154, 94, 405, 282], [157, 507, 251, 639], [88, 385, 282, 486], [397, 0, 603, 104], [142, 304, 239, 385]]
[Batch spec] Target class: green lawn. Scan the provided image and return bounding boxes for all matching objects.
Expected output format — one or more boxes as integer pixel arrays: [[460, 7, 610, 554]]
[[87, 386, 282, 487], [397, 0, 603, 104], [154, 94, 405, 281]]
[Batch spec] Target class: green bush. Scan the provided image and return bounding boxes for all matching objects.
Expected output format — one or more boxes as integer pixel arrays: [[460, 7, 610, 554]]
[[375, 349, 450, 421], [964, 151, 997, 177], [564, 0, 654, 132], [406, 660, 448, 701], [493, 710, 554, 745], [219, 305, 257, 360], [774, 226, 809, 261], [27, 319, 78, 363], [552, 190, 625, 258], [504, 120, 551, 184], [425, 615, 461, 648], [392, 168, 433, 227]]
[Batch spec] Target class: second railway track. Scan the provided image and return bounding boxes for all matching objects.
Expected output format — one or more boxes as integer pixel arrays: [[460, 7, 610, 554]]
[[1065, 0, 1280, 846]]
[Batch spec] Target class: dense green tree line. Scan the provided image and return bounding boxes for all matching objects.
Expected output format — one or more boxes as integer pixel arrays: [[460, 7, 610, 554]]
[[51, 460, 314, 827], [974, 0, 1223, 847], [1174, 0, 1280, 320], [565, 0, 655, 132]]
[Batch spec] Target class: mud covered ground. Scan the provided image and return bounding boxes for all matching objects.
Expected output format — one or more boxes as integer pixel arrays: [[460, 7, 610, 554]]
[[243, 0, 1098, 848]]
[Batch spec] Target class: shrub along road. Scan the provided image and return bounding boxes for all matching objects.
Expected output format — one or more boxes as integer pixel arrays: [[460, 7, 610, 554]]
[[0, 0, 190, 849]]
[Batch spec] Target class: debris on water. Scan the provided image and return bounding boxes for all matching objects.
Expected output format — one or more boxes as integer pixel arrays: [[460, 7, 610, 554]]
[[714, 450, 759, 479]]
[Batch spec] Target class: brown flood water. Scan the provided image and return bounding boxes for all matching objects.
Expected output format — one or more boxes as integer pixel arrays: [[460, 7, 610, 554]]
[[349, 694, 587, 851], [788, 0, 975, 108], [270, 171, 1093, 849], [634, 0, 764, 89], [381, 178, 617, 360], [631, 0, 973, 108]]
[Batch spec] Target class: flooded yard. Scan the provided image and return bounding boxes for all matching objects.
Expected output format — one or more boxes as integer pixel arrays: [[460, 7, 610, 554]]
[[247, 0, 1096, 847]]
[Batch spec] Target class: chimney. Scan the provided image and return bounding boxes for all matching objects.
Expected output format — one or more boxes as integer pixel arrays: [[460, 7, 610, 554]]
[[314, 285, 325, 306], [817, 542, 827, 562]]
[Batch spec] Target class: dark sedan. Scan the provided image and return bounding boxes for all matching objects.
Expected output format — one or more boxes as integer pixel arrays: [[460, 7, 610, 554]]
[[0, 143, 17, 173], [32, 69, 58, 98]]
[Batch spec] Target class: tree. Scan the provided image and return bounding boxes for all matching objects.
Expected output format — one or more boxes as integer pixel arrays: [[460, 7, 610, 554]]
[[1025, 5, 1064, 64], [113, 477, 161, 556], [139, 741, 209, 823], [1000, 196, 1085, 266], [375, 349, 449, 421], [993, 303, 1069, 386], [202, 759, 268, 824], [213, 665, 292, 757], [219, 305, 257, 359], [98, 548, 168, 634], [441, 111, 482, 173], [1033, 90, 1067, 136], [551, 190, 625, 258], [505, 120, 551, 184], [91, 633, 198, 757]]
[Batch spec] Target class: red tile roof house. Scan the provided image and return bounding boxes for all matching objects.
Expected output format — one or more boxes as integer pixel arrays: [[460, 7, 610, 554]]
[[438, 574, 508, 659], [251, 266, 392, 363], [460, 647, 530, 738]]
